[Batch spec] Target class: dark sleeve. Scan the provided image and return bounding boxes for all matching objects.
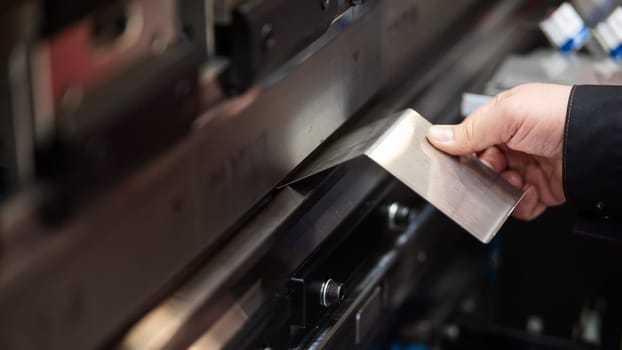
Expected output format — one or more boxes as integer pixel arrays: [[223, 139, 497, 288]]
[[563, 85, 622, 239]]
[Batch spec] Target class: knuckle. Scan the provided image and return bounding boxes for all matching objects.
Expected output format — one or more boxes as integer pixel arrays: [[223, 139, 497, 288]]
[[493, 88, 514, 107], [511, 209, 526, 220], [463, 118, 476, 143], [492, 91, 513, 122]]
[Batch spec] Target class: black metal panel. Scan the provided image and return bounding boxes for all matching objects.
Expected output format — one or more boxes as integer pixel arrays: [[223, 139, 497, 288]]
[[217, 0, 342, 93], [497, 205, 622, 347]]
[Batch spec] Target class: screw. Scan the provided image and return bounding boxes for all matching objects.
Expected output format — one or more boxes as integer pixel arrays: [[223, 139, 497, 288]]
[[321, 0, 330, 10], [384, 202, 413, 231], [319, 279, 344, 307]]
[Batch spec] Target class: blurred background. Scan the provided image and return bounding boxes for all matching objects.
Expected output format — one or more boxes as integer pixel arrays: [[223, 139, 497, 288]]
[[1, 0, 622, 349]]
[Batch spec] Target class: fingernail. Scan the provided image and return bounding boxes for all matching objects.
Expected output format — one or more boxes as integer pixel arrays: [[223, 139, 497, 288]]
[[480, 159, 494, 170], [427, 126, 454, 143]]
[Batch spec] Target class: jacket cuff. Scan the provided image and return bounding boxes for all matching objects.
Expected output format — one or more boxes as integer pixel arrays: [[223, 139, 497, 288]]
[[563, 85, 622, 225]]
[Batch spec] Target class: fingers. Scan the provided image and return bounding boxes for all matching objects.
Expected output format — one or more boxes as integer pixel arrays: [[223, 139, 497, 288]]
[[425, 83, 572, 220], [535, 157, 566, 204], [477, 150, 550, 221], [524, 162, 563, 206], [476, 147, 551, 220], [478, 146, 507, 173], [426, 83, 571, 158], [500, 165, 558, 220], [512, 185, 547, 221], [502, 165, 557, 220], [427, 88, 518, 155], [503, 151, 565, 206], [501, 170, 523, 188]]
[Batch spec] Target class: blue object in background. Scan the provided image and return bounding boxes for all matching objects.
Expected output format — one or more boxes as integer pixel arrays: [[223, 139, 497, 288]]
[[388, 342, 428, 350]]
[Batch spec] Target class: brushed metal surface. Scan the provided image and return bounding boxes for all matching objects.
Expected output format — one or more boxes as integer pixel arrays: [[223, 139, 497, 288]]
[[288, 109, 524, 243]]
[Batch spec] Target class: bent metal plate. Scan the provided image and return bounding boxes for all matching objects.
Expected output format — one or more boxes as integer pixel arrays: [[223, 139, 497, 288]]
[[285, 109, 524, 243]]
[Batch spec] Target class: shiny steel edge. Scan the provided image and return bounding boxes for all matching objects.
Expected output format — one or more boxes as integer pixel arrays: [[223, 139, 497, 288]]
[[287, 110, 524, 243]]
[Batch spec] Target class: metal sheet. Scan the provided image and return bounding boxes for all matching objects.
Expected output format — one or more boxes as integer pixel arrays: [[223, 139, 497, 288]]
[[287, 109, 524, 243]]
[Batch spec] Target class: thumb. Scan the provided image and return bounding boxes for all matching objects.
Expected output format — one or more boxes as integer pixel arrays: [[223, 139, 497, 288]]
[[426, 92, 517, 155]]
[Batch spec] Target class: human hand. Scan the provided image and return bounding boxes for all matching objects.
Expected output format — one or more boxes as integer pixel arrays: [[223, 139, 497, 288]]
[[426, 83, 572, 220]]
